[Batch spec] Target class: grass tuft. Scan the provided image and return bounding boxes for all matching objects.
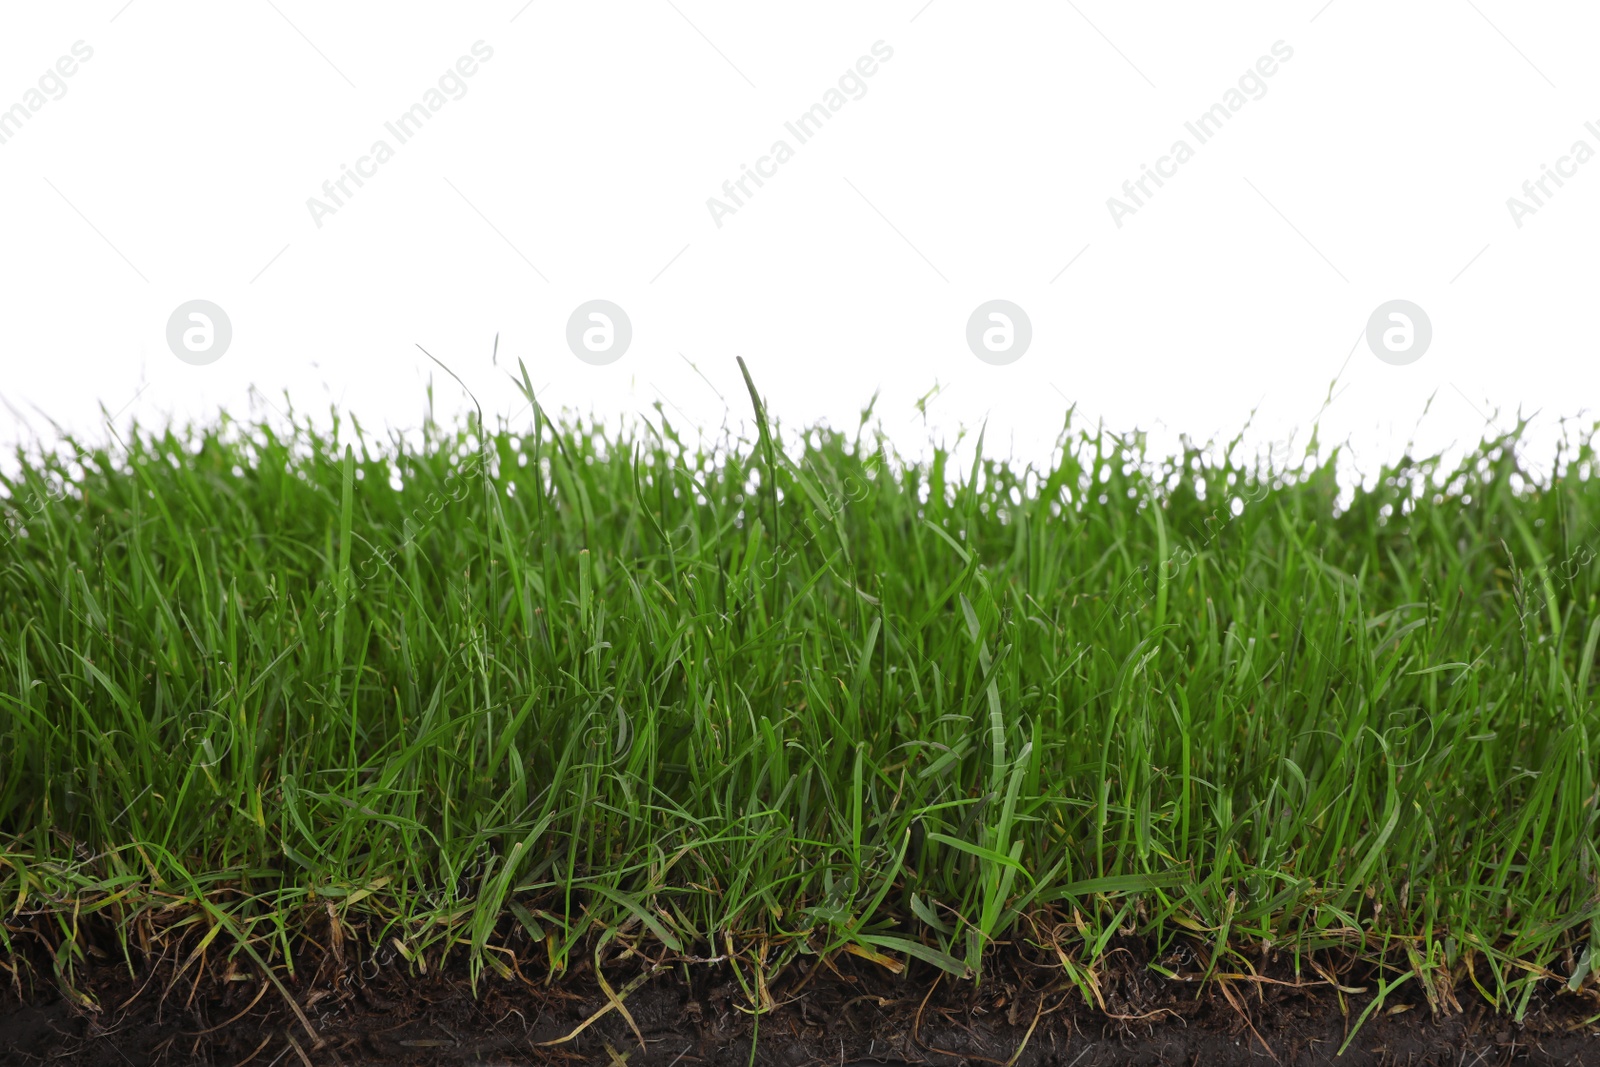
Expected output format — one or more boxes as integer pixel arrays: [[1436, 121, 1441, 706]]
[[2, 384, 1598, 1018]]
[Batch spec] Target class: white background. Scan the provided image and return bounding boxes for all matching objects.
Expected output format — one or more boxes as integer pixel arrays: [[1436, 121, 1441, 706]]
[[2, 1, 1597, 482]]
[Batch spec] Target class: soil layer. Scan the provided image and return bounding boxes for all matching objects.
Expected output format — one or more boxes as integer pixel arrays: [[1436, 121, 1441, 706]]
[[4, 940, 1598, 1066]]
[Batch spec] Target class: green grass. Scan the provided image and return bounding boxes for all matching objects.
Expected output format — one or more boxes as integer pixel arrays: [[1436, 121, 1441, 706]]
[[2, 365, 1598, 1022]]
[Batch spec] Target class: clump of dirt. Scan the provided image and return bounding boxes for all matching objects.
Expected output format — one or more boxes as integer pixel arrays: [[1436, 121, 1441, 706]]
[[3, 931, 1597, 1065]]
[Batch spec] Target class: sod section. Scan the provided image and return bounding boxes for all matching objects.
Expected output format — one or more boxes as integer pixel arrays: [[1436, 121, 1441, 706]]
[[1, 383, 1597, 1034]]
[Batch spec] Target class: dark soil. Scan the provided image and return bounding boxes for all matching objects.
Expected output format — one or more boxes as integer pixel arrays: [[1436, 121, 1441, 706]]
[[4, 937, 1597, 1066]]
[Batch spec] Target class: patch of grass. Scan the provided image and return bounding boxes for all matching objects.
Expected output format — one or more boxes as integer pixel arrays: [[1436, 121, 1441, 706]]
[[2, 370, 1598, 1020]]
